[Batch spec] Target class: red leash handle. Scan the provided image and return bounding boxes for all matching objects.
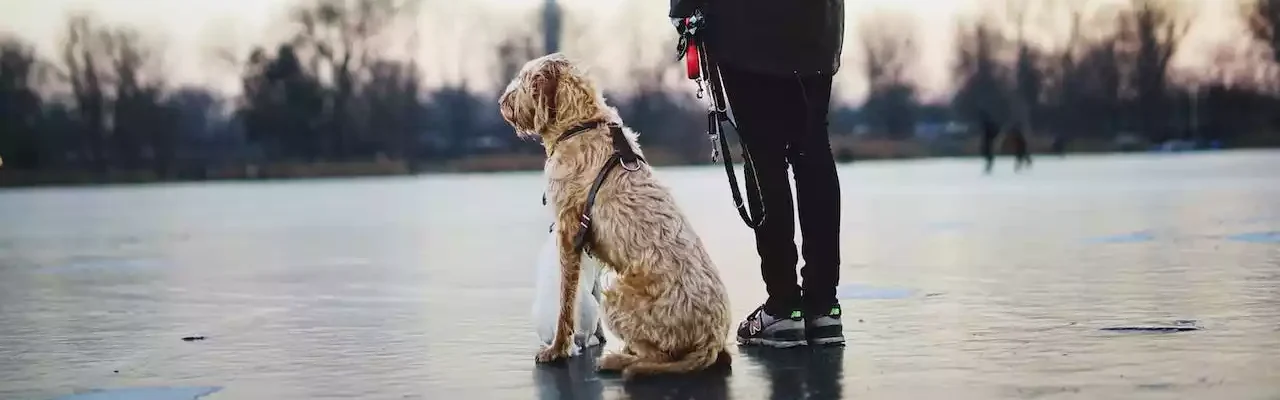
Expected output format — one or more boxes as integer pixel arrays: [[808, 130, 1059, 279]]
[[683, 17, 701, 80], [685, 40, 700, 80]]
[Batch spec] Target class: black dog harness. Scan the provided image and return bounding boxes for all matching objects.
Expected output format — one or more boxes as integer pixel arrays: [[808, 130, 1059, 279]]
[[542, 121, 646, 253]]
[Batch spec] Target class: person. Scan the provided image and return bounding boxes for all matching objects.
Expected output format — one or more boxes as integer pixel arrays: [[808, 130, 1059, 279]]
[[670, 0, 846, 347], [1050, 135, 1066, 157], [1008, 125, 1032, 171], [978, 113, 999, 174]]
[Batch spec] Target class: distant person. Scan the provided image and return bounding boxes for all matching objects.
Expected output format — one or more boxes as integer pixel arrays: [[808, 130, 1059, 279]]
[[978, 113, 999, 174], [1008, 125, 1032, 171], [671, 0, 847, 347], [1051, 135, 1066, 157]]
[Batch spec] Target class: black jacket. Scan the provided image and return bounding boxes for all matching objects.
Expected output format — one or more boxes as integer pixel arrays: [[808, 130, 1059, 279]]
[[671, 0, 844, 76]]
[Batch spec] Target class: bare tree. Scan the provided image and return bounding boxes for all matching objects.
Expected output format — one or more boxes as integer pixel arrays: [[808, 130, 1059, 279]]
[[858, 12, 920, 137], [1244, 0, 1280, 65], [61, 15, 110, 171], [1126, 0, 1193, 138], [0, 38, 45, 168], [101, 27, 176, 172], [288, 0, 419, 159], [952, 14, 1010, 124], [1005, 0, 1044, 131]]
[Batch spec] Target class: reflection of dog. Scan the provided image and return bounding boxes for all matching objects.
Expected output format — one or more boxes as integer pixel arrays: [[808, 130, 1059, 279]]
[[532, 346, 606, 400], [532, 346, 729, 400], [500, 53, 731, 378], [532, 221, 606, 353]]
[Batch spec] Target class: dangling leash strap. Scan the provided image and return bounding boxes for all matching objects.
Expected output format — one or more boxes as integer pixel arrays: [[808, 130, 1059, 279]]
[[541, 122, 646, 253], [678, 14, 767, 229]]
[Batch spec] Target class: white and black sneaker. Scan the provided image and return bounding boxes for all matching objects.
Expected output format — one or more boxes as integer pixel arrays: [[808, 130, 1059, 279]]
[[806, 304, 845, 346], [736, 305, 807, 348]]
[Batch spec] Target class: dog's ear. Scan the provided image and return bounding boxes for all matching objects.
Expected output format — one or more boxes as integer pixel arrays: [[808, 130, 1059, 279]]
[[532, 63, 561, 122]]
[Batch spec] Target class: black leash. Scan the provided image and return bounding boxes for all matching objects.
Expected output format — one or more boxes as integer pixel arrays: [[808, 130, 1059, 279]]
[[543, 122, 645, 253], [678, 15, 767, 229]]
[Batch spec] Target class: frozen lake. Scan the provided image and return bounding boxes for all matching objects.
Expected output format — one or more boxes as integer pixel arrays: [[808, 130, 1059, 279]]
[[2, 151, 1278, 399]]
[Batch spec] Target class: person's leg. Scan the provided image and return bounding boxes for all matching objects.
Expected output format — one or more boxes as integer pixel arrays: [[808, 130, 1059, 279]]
[[983, 147, 994, 174], [719, 64, 807, 348], [719, 65, 802, 313], [1015, 140, 1029, 170], [788, 72, 845, 346], [788, 72, 840, 315]]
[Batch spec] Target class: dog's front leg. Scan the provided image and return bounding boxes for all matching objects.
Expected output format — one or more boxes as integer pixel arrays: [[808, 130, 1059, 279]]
[[535, 208, 585, 363]]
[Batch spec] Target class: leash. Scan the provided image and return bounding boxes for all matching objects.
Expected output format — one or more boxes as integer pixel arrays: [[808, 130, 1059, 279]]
[[542, 121, 646, 253], [677, 13, 767, 229]]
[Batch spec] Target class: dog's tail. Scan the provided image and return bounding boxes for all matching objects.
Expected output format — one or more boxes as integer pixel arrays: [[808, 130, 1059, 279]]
[[622, 344, 730, 378]]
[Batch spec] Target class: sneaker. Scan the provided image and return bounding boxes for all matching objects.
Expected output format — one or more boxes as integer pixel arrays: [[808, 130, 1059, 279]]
[[736, 305, 807, 348], [806, 304, 845, 346]]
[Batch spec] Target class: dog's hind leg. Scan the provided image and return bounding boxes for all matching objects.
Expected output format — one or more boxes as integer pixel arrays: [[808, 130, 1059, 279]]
[[597, 350, 639, 372], [596, 341, 641, 372]]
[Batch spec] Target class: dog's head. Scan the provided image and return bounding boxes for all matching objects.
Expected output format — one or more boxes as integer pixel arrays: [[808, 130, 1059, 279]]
[[498, 53, 606, 143]]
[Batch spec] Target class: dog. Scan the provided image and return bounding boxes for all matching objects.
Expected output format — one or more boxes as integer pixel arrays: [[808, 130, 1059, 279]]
[[532, 220, 607, 353], [499, 53, 731, 378]]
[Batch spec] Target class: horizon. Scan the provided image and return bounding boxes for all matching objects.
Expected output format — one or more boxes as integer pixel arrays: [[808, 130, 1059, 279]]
[[0, 0, 1250, 105]]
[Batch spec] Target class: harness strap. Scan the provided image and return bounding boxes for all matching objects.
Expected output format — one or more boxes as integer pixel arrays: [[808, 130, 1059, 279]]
[[608, 123, 643, 170], [543, 123, 646, 252], [549, 120, 605, 158], [572, 124, 646, 253], [572, 153, 621, 253]]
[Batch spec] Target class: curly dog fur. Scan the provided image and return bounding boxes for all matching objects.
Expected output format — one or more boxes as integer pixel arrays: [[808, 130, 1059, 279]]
[[499, 53, 731, 378]]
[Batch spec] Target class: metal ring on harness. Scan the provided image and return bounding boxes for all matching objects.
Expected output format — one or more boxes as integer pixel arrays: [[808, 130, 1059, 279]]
[[565, 124, 648, 254], [620, 158, 642, 172]]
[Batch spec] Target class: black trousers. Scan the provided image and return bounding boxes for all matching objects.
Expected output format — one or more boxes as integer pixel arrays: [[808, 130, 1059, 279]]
[[719, 64, 841, 316]]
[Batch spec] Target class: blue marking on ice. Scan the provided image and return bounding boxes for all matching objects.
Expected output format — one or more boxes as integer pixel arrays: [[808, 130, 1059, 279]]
[[1086, 231, 1156, 244], [1225, 231, 1280, 243]]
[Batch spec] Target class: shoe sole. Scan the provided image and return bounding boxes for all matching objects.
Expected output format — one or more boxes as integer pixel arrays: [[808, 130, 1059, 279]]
[[737, 337, 809, 348], [808, 336, 845, 346], [807, 323, 845, 346]]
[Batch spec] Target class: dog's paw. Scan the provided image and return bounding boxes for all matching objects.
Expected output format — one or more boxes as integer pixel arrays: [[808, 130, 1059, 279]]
[[534, 345, 570, 363]]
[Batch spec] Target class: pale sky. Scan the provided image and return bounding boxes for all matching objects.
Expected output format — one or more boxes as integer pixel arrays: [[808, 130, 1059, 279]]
[[0, 0, 1244, 104]]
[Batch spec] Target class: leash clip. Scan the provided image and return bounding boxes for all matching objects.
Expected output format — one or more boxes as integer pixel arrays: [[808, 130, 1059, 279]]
[[709, 134, 721, 162]]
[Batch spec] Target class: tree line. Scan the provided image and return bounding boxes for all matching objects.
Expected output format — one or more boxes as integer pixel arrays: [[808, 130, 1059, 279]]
[[858, 0, 1280, 147], [2, 0, 1279, 182]]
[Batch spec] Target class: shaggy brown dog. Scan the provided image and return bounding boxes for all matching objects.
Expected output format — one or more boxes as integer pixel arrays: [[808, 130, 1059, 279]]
[[499, 53, 731, 378]]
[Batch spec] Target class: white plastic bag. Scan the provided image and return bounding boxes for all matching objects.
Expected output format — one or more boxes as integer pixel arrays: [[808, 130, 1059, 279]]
[[532, 223, 606, 354]]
